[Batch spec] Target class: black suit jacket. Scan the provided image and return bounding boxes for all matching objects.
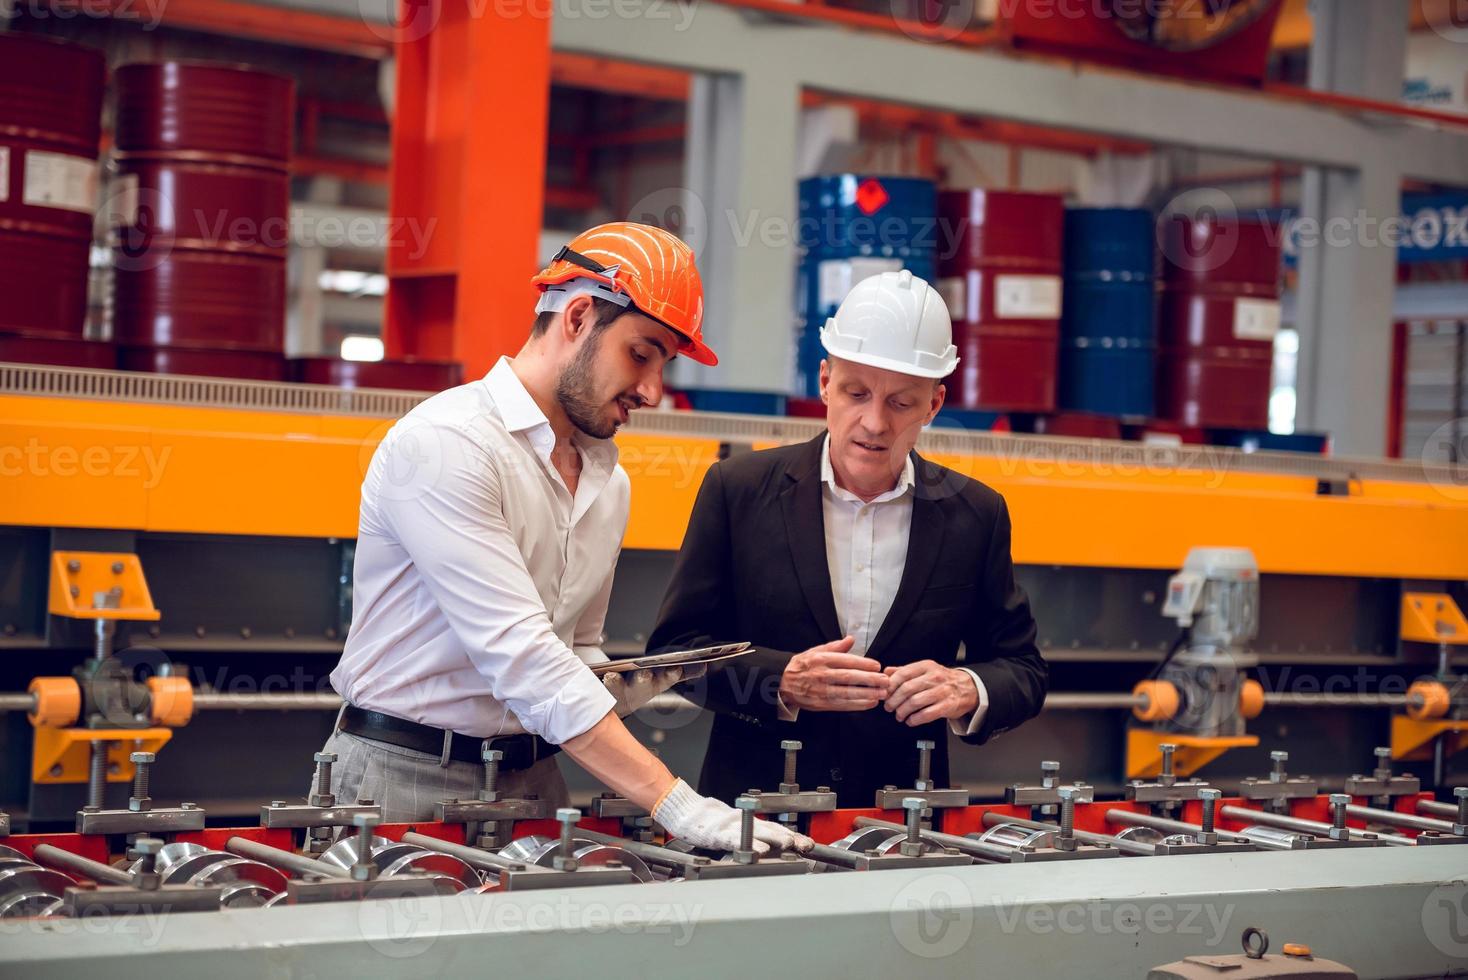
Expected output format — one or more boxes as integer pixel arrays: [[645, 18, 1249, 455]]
[[647, 434, 1047, 807]]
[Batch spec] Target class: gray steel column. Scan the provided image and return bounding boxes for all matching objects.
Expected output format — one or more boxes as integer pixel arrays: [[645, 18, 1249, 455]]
[[1293, 1, 1409, 454], [680, 69, 800, 393]]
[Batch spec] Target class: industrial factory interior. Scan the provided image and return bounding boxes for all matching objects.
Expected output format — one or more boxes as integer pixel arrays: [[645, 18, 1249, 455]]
[[3, 0, 1468, 976]]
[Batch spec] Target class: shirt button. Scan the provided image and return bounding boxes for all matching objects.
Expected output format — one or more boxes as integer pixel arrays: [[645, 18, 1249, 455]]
[[856, 564, 865, 572]]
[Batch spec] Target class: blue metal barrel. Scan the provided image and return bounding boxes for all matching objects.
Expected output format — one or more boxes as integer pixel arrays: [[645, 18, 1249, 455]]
[[794, 175, 938, 397], [1058, 207, 1157, 418]]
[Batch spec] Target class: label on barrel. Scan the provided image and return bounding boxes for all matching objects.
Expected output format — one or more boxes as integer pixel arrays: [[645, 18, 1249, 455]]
[[0, 147, 8, 203], [1233, 298, 1282, 342], [104, 174, 141, 228], [994, 275, 1062, 319], [22, 151, 99, 215], [818, 257, 902, 309], [936, 276, 966, 322]]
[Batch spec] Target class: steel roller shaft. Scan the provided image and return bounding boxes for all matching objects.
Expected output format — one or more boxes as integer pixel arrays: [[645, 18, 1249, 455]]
[[978, 810, 1155, 855], [1218, 806, 1415, 845], [225, 836, 351, 878], [32, 844, 133, 884], [1104, 809, 1256, 845], [850, 816, 1016, 861]]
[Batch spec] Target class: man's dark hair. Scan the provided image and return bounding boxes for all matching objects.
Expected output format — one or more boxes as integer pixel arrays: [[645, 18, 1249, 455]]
[[531, 296, 629, 338]]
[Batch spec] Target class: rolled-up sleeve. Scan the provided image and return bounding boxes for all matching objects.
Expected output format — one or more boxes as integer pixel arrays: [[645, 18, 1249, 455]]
[[375, 422, 614, 744]]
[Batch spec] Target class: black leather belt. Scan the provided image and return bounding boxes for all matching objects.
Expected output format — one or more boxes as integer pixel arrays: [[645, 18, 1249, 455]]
[[339, 704, 560, 770]]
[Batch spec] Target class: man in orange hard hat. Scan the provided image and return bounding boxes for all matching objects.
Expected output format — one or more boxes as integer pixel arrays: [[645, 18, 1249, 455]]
[[320, 222, 811, 856]]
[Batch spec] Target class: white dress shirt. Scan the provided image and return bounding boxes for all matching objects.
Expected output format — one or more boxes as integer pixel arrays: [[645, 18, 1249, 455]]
[[330, 357, 620, 743], [777, 436, 988, 735]]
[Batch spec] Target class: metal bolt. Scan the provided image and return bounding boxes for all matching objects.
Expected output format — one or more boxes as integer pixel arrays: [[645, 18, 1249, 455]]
[[915, 739, 935, 791], [1454, 787, 1468, 836], [1197, 788, 1221, 845], [133, 837, 164, 890], [1040, 761, 1060, 787], [351, 812, 379, 880], [480, 745, 502, 803], [87, 742, 107, 810], [129, 751, 154, 812], [311, 752, 336, 806], [733, 795, 759, 864], [1373, 747, 1392, 778], [780, 740, 801, 791], [1056, 787, 1078, 851], [1269, 751, 1288, 782], [1328, 793, 1351, 841], [553, 808, 580, 871], [900, 796, 926, 857], [1159, 744, 1176, 785], [67, 560, 81, 574]]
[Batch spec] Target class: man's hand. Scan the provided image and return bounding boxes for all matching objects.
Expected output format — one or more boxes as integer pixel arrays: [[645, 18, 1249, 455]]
[[778, 636, 890, 712], [653, 779, 814, 854], [602, 664, 705, 717], [883, 660, 978, 726]]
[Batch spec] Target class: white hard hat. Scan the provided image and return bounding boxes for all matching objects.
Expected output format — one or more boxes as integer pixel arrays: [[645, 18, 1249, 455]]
[[818, 269, 959, 379]]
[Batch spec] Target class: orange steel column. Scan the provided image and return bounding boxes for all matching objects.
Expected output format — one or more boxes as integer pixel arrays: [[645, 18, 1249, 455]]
[[385, 0, 551, 379]]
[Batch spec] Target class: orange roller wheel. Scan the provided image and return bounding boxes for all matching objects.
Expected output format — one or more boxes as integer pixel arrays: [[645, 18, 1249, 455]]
[[28, 677, 81, 728], [1132, 680, 1179, 722], [1239, 679, 1265, 720], [147, 676, 194, 727], [1407, 680, 1450, 721]]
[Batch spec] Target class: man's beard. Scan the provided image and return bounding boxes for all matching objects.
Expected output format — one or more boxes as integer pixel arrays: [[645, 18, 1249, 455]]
[[555, 329, 621, 439]]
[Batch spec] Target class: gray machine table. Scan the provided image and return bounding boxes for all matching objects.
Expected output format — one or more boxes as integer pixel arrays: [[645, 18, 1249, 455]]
[[3, 847, 1464, 979]]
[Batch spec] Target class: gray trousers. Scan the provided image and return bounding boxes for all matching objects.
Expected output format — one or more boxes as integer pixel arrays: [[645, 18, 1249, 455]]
[[319, 728, 569, 823]]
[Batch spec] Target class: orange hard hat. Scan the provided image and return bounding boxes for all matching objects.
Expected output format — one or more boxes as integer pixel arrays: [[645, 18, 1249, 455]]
[[531, 222, 716, 366]]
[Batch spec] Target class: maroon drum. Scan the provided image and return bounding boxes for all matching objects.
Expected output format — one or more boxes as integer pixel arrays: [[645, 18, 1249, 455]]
[[937, 190, 1064, 412], [1156, 216, 1281, 429], [0, 33, 109, 365], [110, 62, 294, 381]]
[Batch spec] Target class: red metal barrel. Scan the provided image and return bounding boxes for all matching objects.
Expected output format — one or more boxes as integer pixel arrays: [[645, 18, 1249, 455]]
[[110, 62, 294, 381], [114, 63, 294, 165], [291, 357, 464, 392], [937, 190, 1064, 412], [0, 335, 116, 370], [0, 33, 110, 364], [1156, 216, 1280, 429]]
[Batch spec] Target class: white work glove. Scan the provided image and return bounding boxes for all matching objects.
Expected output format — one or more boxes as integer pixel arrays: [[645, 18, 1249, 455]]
[[652, 779, 813, 855], [602, 663, 708, 717]]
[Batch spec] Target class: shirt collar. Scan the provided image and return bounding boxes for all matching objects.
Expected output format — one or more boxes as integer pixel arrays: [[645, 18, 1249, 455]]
[[819, 433, 914, 505], [483, 357, 549, 435], [482, 355, 620, 474]]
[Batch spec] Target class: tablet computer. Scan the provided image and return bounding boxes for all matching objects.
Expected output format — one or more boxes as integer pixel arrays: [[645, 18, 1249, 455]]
[[589, 642, 752, 675]]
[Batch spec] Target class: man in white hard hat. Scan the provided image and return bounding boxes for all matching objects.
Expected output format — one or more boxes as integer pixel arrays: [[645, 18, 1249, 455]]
[[648, 269, 1046, 806]]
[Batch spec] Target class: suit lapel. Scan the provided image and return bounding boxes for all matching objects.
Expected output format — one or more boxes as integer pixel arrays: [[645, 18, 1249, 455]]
[[866, 453, 946, 663], [780, 436, 842, 641]]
